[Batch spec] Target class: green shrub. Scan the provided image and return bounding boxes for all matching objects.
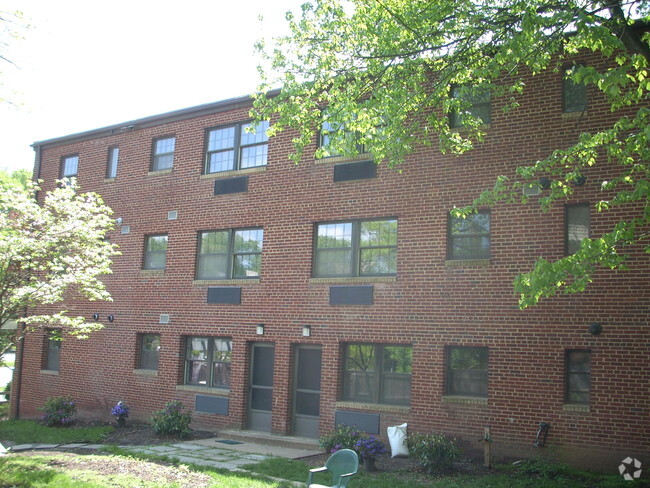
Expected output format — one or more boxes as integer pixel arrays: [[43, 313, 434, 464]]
[[38, 396, 77, 427], [406, 432, 460, 473], [3, 381, 10, 401], [151, 400, 192, 437], [319, 424, 364, 453]]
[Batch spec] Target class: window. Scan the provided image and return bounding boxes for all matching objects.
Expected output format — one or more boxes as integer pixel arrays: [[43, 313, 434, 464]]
[[185, 337, 232, 388], [205, 121, 269, 174], [138, 334, 160, 370], [343, 343, 412, 405], [107, 146, 119, 178], [565, 203, 590, 255], [450, 85, 491, 127], [197, 228, 263, 280], [446, 346, 488, 397], [314, 219, 397, 277], [143, 235, 168, 270], [152, 136, 175, 171], [563, 66, 587, 113], [43, 330, 61, 371], [566, 350, 591, 404], [61, 155, 78, 179], [319, 119, 367, 157], [448, 210, 491, 260]]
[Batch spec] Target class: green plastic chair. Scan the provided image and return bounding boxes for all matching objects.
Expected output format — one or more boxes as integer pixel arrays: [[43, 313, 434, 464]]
[[307, 448, 359, 488]]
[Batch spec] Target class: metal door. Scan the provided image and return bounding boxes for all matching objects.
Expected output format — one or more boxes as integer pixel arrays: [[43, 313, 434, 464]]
[[292, 345, 322, 438], [249, 343, 275, 432]]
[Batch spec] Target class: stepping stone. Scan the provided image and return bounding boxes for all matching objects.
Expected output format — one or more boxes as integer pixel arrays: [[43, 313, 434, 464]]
[[9, 444, 34, 451], [171, 443, 205, 451], [147, 446, 178, 453], [78, 444, 103, 449], [60, 443, 87, 449], [34, 444, 60, 449]]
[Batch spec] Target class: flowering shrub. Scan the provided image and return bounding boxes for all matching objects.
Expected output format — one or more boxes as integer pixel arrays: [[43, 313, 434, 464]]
[[39, 395, 77, 427], [111, 401, 129, 419], [151, 400, 192, 438], [320, 424, 363, 454], [355, 434, 386, 461], [406, 432, 460, 473]]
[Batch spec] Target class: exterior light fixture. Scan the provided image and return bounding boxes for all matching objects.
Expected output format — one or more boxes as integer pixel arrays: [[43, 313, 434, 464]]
[[302, 325, 311, 337], [588, 322, 602, 336], [256, 324, 265, 335], [572, 175, 587, 186], [538, 177, 551, 189], [107, 315, 114, 323], [93, 313, 100, 321]]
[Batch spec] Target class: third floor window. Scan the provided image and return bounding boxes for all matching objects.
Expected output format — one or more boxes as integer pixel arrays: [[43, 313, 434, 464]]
[[205, 121, 269, 174], [197, 228, 263, 280], [152, 137, 175, 171]]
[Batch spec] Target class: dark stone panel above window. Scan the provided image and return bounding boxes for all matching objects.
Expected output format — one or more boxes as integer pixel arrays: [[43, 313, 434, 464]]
[[195, 395, 229, 415], [330, 285, 373, 305], [333, 160, 376, 182], [214, 176, 248, 195], [207, 287, 242, 304], [335, 410, 380, 434]]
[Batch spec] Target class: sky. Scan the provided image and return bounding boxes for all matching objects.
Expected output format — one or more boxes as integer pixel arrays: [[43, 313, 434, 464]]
[[0, 0, 302, 173]]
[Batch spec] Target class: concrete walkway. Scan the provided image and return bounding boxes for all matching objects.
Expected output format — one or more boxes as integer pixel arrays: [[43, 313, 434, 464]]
[[2, 434, 323, 472]]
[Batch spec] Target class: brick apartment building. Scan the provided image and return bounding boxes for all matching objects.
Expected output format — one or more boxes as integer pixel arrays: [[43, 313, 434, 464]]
[[10, 54, 649, 471]]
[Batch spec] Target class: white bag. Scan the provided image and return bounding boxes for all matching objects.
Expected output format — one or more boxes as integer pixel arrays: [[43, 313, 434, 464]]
[[387, 422, 409, 458]]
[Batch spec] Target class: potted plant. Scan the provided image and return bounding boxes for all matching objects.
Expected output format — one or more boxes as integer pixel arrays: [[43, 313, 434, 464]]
[[111, 401, 129, 427], [354, 435, 386, 471]]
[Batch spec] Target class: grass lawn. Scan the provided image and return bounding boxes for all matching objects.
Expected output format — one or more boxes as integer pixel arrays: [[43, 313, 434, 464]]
[[0, 419, 113, 444]]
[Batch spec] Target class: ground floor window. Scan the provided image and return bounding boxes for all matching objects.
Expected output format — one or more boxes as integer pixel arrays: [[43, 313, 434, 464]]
[[446, 346, 488, 397], [138, 334, 160, 370], [565, 349, 591, 404], [184, 337, 232, 388], [43, 330, 61, 371], [342, 343, 411, 406]]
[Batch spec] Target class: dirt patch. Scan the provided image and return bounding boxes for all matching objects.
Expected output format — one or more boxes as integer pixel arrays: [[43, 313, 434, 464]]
[[100, 421, 215, 446], [20, 451, 214, 487]]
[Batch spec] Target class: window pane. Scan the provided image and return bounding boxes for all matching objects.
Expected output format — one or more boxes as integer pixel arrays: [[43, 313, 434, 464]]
[[145, 251, 166, 269], [198, 254, 228, 279], [62, 156, 78, 177], [188, 360, 208, 384], [360, 220, 397, 247], [315, 249, 352, 276], [213, 338, 232, 361], [360, 248, 396, 275], [563, 68, 587, 113], [147, 236, 168, 252], [155, 137, 175, 154], [317, 223, 352, 248], [208, 127, 235, 151], [233, 254, 261, 278], [240, 144, 268, 168], [234, 229, 263, 253], [240, 121, 269, 146], [208, 150, 235, 172], [212, 362, 231, 388], [201, 231, 228, 254], [448, 347, 488, 397], [107, 147, 119, 178], [451, 86, 491, 126], [449, 213, 490, 259], [154, 154, 173, 170], [383, 346, 412, 374], [187, 337, 209, 360], [141, 334, 160, 371], [566, 205, 589, 254], [451, 237, 490, 259]]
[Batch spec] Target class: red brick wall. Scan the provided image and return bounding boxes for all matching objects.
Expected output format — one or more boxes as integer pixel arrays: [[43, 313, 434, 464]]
[[14, 54, 649, 472]]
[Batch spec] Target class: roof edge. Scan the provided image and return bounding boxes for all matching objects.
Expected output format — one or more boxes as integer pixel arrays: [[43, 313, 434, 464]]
[[31, 89, 280, 150]]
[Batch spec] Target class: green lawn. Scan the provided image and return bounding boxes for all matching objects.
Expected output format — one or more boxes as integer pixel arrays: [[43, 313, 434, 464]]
[[0, 419, 113, 444]]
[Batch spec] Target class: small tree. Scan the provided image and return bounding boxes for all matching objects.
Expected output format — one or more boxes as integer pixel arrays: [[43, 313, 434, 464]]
[[0, 177, 119, 357]]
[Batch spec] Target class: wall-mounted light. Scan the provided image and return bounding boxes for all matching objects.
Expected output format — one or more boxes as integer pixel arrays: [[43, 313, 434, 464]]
[[107, 315, 114, 323], [92, 313, 100, 321], [588, 322, 602, 336], [256, 324, 265, 335], [572, 175, 587, 186], [302, 325, 311, 337], [115, 217, 123, 225]]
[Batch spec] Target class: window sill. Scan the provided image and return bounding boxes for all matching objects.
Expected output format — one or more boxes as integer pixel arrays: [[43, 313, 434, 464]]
[[310, 276, 397, 284], [176, 385, 230, 396], [336, 401, 410, 414], [200, 166, 266, 179], [141, 269, 165, 275], [193, 278, 260, 286], [442, 395, 488, 406], [562, 403, 590, 413], [148, 168, 173, 177], [445, 259, 490, 267], [133, 369, 158, 377], [561, 110, 587, 119], [315, 153, 373, 165], [104, 177, 116, 183], [40, 369, 59, 376]]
